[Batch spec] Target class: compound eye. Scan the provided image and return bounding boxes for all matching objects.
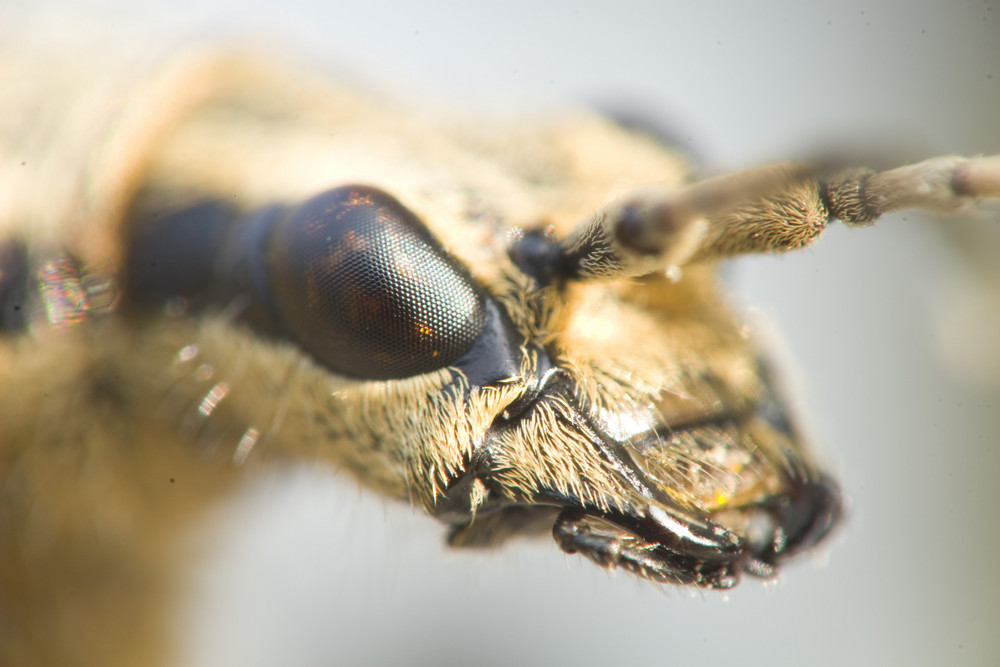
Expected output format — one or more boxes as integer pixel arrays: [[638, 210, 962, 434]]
[[267, 185, 486, 380]]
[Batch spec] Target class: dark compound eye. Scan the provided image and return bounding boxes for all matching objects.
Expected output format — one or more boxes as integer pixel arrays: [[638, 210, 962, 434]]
[[264, 186, 487, 380], [124, 185, 488, 381]]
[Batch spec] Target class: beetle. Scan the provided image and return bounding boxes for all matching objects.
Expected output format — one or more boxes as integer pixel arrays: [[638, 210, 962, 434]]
[[1, 44, 998, 666]]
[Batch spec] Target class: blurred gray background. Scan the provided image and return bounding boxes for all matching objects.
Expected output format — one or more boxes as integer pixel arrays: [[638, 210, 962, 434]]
[[9, 2, 1000, 666]]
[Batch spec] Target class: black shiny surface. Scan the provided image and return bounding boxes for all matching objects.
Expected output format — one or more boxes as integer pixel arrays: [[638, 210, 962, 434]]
[[0, 240, 29, 334], [125, 199, 234, 310], [266, 186, 487, 380]]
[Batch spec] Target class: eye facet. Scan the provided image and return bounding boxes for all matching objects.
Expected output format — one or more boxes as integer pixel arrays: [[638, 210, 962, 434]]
[[265, 186, 487, 380]]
